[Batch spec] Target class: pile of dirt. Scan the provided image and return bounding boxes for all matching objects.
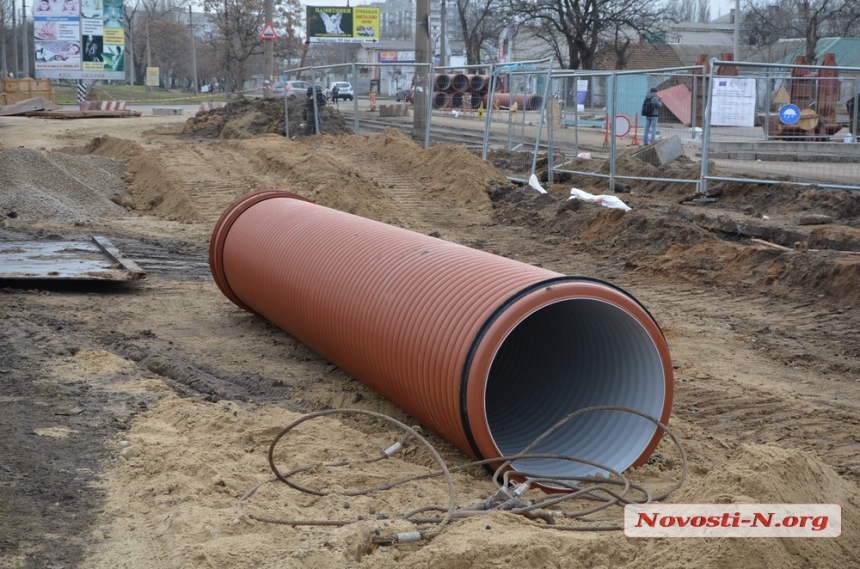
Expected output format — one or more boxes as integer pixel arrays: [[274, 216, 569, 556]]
[[0, 147, 130, 224], [715, 182, 860, 225], [78, 135, 198, 222], [333, 128, 503, 212], [182, 97, 353, 140], [218, 135, 423, 228], [489, 184, 717, 257], [488, 180, 860, 305]]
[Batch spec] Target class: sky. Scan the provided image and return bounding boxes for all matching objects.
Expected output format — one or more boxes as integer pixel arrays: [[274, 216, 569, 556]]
[[298, 0, 739, 21], [710, 0, 737, 20]]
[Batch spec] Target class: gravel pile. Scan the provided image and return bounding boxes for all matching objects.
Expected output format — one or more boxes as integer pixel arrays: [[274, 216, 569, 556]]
[[0, 148, 130, 224]]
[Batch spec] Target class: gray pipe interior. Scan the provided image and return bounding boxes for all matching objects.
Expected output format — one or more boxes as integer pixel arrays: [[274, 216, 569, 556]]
[[486, 298, 666, 479]]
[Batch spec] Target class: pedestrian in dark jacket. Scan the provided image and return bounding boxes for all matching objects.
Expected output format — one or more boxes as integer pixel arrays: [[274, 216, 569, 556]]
[[642, 87, 663, 145]]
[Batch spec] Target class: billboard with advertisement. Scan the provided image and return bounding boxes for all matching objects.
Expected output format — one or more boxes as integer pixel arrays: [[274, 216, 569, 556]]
[[34, 0, 125, 80], [378, 51, 415, 63], [306, 6, 379, 43]]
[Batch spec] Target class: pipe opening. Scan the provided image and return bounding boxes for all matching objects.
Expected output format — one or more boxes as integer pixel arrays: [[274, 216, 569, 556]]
[[485, 298, 665, 479]]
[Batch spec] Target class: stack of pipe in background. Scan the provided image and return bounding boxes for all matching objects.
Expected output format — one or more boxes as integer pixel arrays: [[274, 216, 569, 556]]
[[432, 73, 544, 112]]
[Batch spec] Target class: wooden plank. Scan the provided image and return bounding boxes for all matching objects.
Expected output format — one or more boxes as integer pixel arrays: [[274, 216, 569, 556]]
[[24, 110, 142, 119], [92, 236, 146, 279]]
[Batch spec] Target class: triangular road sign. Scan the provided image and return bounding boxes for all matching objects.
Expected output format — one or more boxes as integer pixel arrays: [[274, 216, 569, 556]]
[[259, 23, 279, 41]]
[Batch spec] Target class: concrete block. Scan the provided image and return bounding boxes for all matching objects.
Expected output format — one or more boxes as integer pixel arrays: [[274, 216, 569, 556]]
[[378, 104, 410, 117], [633, 135, 684, 166], [153, 107, 183, 116]]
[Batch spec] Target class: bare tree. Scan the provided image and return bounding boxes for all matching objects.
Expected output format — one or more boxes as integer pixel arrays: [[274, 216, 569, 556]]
[[124, 1, 193, 85], [510, 0, 664, 70], [696, 0, 710, 22], [0, 0, 9, 75], [202, 0, 302, 92], [746, 0, 860, 63], [664, 0, 696, 22], [455, 0, 511, 65], [146, 19, 191, 87]]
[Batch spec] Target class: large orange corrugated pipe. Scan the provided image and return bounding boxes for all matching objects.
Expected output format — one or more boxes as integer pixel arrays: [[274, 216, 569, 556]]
[[210, 190, 674, 480]]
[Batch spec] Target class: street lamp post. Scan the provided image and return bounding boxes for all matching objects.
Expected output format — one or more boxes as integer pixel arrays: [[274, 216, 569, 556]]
[[12, 0, 18, 78], [21, 0, 29, 78], [189, 6, 198, 94]]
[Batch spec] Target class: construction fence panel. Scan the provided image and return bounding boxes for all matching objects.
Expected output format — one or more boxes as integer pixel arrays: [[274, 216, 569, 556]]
[[545, 71, 611, 186], [460, 59, 552, 181], [548, 67, 706, 194], [701, 60, 860, 193], [280, 63, 432, 141], [425, 64, 495, 156], [345, 62, 432, 141]]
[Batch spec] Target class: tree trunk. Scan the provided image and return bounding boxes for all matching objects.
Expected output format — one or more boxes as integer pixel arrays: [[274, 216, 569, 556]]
[[805, 15, 818, 64]]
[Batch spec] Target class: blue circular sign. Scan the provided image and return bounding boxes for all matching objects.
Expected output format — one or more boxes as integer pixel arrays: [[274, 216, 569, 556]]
[[780, 104, 801, 125]]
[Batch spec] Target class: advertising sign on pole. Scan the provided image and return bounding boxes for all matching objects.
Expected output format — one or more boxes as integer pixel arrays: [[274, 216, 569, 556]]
[[34, 0, 126, 80], [306, 6, 379, 43], [146, 66, 159, 87]]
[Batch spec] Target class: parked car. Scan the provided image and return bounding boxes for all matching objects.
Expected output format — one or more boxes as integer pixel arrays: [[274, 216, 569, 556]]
[[327, 81, 354, 101], [272, 80, 313, 100], [395, 87, 414, 103]]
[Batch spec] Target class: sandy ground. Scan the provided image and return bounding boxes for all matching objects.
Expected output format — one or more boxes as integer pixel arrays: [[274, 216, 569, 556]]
[[1, 105, 859, 568]]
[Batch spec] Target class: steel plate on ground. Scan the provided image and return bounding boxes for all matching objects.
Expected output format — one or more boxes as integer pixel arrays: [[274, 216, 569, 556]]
[[0, 236, 145, 281]]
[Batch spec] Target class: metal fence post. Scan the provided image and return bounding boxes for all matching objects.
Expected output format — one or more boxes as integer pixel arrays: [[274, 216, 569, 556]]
[[351, 63, 359, 134], [481, 63, 496, 161], [284, 91, 290, 138], [698, 62, 717, 197], [425, 63, 434, 149], [608, 73, 616, 193], [530, 62, 553, 180]]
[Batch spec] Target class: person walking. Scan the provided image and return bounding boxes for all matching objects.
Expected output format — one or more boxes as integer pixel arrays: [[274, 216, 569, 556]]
[[641, 87, 663, 145], [330, 84, 339, 106]]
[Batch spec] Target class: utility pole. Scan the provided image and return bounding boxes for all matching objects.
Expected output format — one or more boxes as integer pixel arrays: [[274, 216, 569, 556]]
[[12, 0, 18, 78], [189, 6, 198, 94], [1, 4, 7, 75], [440, 0, 447, 67], [127, 7, 135, 86], [733, 0, 740, 60], [21, 0, 29, 77], [264, 0, 273, 83], [413, 0, 431, 139]]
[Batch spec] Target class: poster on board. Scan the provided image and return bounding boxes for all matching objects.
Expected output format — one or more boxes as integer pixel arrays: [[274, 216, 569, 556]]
[[34, 0, 125, 80], [306, 6, 379, 43]]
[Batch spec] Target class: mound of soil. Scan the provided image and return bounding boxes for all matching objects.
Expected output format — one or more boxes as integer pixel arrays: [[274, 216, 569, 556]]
[[488, 178, 860, 305], [182, 97, 353, 140], [334, 128, 503, 212], [80, 135, 197, 221]]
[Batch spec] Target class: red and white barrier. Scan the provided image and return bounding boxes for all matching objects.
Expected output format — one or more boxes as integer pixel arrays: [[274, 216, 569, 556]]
[[79, 101, 128, 111], [101, 101, 128, 111]]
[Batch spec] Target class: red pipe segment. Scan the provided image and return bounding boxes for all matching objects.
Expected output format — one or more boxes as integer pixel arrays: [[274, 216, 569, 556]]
[[432, 91, 451, 109], [451, 73, 470, 93], [434, 74, 452, 92], [467, 75, 487, 92], [484, 93, 545, 111], [210, 191, 674, 482]]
